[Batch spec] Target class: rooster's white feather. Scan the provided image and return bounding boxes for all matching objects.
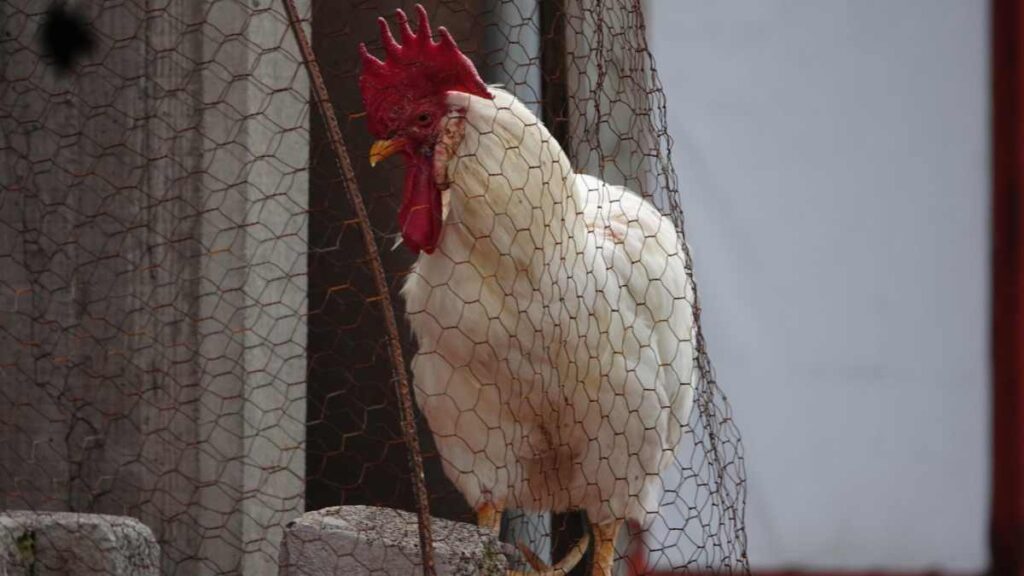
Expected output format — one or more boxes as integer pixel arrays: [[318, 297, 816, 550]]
[[402, 88, 697, 526]]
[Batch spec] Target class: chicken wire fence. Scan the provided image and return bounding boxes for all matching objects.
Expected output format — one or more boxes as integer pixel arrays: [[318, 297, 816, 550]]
[[0, 0, 747, 575]]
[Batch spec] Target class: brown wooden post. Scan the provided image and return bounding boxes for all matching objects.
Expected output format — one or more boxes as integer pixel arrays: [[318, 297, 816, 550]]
[[992, 0, 1024, 575]]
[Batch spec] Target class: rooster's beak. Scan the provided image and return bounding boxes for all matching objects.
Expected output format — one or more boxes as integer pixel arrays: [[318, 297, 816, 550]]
[[369, 138, 405, 167]]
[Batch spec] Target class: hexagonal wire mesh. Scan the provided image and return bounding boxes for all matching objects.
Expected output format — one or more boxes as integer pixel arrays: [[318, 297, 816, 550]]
[[0, 0, 747, 575]]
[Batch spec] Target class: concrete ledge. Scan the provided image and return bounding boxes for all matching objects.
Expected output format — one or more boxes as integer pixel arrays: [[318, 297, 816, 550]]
[[0, 511, 159, 576], [280, 506, 509, 576]]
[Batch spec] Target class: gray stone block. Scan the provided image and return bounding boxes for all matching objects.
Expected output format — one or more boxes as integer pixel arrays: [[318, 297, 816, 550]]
[[0, 511, 159, 576], [279, 506, 508, 576]]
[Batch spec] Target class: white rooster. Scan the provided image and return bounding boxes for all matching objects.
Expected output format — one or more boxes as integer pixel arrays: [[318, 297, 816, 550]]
[[359, 6, 697, 575]]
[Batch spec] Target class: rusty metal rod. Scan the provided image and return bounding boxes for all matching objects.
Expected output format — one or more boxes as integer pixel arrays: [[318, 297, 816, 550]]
[[280, 3, 436, 575]]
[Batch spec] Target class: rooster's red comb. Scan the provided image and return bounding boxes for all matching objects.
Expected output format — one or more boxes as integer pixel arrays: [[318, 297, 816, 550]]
[[358, 5, 491, 135]]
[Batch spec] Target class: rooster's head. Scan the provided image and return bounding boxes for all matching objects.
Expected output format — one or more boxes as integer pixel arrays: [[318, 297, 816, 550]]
[[359, 5, 492, 254]]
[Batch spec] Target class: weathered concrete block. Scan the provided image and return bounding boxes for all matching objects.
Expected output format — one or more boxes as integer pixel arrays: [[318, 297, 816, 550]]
[[279, 506, 508, 576], [0, 511, 159, 576]]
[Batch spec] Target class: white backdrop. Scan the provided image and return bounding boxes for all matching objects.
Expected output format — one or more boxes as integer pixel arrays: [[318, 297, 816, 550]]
[[648, 1, 990, 570]]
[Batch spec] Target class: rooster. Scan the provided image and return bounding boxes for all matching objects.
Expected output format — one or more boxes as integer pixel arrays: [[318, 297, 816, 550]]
[[359, 6, 697, 575]]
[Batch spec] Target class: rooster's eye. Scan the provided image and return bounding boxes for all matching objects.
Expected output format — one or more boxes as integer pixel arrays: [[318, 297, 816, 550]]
[[417, 113, 431, 125]]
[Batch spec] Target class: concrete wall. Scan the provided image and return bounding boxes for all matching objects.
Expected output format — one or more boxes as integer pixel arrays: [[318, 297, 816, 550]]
[[648, 0, 990, 570], [0, 1, 309, 574]]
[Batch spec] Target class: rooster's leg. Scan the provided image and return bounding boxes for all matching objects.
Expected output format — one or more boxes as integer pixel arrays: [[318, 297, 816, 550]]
[[590, 519, 623, 576], [478, 503, 591, 576], [476, 502, 503, 534]]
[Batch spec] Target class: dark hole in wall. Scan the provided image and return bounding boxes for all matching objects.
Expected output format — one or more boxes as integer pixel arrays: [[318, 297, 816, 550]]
[[40, 2, 94, 73]]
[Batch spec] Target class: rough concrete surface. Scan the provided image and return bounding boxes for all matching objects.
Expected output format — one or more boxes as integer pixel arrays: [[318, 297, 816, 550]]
[[0, 511, 159, 576], [280, 506, 509, 576], [0, 1, 309, 574]]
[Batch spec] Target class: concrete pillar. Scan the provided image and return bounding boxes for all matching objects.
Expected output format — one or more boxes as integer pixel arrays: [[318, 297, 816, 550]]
[[0, 1, 309, 575], [194, 2, 309, 575]]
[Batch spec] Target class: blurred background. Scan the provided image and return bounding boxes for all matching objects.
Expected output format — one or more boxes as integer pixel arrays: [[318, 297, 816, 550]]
[[649, 1, 991, 572]]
